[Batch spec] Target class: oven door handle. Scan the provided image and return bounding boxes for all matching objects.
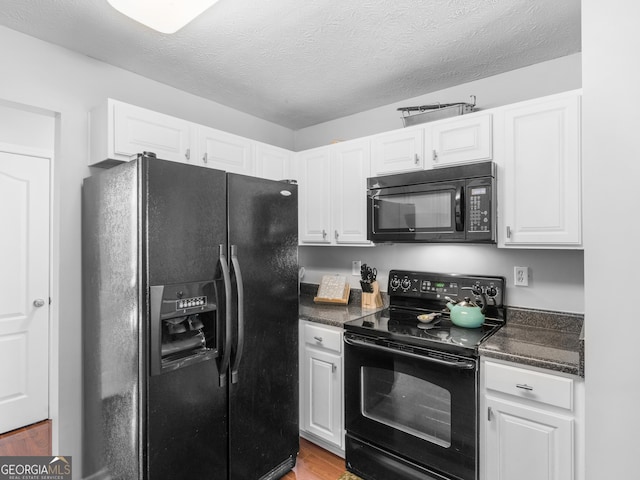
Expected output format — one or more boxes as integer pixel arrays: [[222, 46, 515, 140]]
[[344, 336, 476, 370]]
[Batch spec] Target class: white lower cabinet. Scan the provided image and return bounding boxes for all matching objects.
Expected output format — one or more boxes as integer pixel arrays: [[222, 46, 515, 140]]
[[299, 320, 344, 456], [481, 358, 584, 480]]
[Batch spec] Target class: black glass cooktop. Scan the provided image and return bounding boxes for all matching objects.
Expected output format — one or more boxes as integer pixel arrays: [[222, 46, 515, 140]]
[[344, 307, 503, 354], [345, 270, 507, 355]]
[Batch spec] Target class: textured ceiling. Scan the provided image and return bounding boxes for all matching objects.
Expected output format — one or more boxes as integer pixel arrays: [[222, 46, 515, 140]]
[[0, 0, 581, 129]]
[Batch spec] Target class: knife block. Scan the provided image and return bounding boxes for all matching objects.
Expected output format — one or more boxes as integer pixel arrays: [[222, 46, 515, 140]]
[[361, 281, 383, 309]]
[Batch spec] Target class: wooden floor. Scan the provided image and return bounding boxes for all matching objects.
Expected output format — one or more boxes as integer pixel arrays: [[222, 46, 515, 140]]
[[0, 423, 344, 479], [0, 420, 51, 456], [282, 438, 347, 480]]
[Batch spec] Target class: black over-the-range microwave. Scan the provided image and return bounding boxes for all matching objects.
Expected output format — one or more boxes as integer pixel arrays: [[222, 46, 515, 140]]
[[367, 161, 496, 243]]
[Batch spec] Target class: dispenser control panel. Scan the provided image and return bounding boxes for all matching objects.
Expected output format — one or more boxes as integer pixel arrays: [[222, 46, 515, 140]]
[[176, 296, 207, 310]]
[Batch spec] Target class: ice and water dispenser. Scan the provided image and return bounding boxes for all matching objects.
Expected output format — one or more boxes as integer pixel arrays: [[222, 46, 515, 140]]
[[149, 281, 219, 375]]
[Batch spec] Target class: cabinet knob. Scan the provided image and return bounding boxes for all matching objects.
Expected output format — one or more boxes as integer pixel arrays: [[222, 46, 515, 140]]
[[334, 230, 339, 240], [506, 226, 512, 239], [322, 229, 327, 239], [33, 298, 46, 308], [432, 149, 438, 162], [185, 148, 191, 160], [203, 152, 208, 164], [414, 153, 420, 165]]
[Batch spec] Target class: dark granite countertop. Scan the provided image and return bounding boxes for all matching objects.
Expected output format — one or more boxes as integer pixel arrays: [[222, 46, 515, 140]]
[[298, 283, 387, 328], [479, 307, 585, 378], [299, 283, 585, 378]]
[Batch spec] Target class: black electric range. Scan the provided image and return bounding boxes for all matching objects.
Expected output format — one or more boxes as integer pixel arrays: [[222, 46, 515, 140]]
[[344, 270, 506, 356]]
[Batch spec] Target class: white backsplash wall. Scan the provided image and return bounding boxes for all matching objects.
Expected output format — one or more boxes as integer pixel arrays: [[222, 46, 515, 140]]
[[299, 245, 584, 313]]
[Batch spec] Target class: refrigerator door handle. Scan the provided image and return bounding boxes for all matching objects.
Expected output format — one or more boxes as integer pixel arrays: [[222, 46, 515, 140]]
[[230, 244, 245, 384], [218, 244, 233, 387]]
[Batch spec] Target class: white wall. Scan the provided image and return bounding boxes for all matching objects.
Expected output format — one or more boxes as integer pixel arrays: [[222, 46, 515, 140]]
[[300, 245, 584, 313], [0, 25, 295, 479], [582, 2, 640, 478], [294, 53, 582, 150]]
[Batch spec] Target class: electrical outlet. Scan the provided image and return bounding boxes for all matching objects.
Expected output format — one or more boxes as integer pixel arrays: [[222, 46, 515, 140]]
[[352, 260, 362, 276], [514, 266, 529, 286]]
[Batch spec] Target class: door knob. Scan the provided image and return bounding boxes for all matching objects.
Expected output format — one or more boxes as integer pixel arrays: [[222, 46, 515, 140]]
[[33, 298, 46, 307]]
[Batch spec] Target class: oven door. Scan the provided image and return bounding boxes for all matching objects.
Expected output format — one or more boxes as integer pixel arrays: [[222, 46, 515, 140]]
[[344, 333, 478, 480], [368, 180, 466, 243]]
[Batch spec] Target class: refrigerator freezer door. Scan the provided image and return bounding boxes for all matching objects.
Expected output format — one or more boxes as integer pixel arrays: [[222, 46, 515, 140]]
[[145, 160, 229, 479], [227, 174, 299, 479]]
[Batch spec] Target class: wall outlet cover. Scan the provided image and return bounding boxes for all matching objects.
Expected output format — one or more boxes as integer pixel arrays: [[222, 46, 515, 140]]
[[352, 260, 362, 276], [514, 266, 529, 286]]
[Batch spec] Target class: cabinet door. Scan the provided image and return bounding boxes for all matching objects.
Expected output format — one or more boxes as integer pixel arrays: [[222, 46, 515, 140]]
[[198, 126, 255, 175], [113, 101, 193, 163], [427, 113, 492, 167], [499, 94, 581, 246], [331, 140, 371, 244], [302, 346, 343, 448], [298, 148, 331, 244], [255, 143, 293, 180], [485, 396, 574, 480], [371, 127, 424, 175]]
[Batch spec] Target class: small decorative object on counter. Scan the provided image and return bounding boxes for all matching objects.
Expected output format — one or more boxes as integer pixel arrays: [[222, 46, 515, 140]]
[[445, 295, 486, 328], [314, 274, 350, 305], [360, 263, 383, 309]]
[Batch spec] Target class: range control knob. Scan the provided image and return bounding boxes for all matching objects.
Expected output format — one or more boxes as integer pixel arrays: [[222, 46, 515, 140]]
[[401, 278, 412, 291], [389, 277, 401, 290], [487, 287, 498, 297]]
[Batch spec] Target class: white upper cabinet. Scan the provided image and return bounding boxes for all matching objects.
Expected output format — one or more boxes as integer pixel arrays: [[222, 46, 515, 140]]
[[371, 127, 424, 175], [496, 92, 582, 247], [255, 142, 293, 181], [197, 126, 255, 175], [331, 139, 371, 244], [90, 99, 194, 166], [298, 147, 332, 244], [426, 113, 493, 167], [297, 140, 372, 246]]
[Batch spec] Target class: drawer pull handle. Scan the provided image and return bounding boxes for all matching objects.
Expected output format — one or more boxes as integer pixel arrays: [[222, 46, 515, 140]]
[[313, 336, 323, 343], [516, 383, 534, 391], [332, 363, 337, 373]]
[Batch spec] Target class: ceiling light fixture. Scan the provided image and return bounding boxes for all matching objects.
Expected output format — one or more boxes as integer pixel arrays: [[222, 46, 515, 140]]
[[107, 0, 219, 34]]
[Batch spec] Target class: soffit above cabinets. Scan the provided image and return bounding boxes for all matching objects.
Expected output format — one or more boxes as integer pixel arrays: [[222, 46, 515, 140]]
[[0, 0, 581, 129]]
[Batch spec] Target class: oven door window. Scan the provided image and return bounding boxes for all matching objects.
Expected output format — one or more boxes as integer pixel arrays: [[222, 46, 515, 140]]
[[362, 367, 451, 447]]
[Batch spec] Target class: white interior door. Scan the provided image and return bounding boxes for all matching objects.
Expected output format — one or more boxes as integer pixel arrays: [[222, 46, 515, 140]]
[[0, 150, 50, 434]]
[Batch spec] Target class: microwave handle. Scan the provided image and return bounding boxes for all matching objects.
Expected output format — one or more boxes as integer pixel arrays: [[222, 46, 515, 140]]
[[455, 186, 464, 231]]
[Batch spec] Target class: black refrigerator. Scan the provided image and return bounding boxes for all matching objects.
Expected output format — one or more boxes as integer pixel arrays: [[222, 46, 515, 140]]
[[82, 154, 299, 480]]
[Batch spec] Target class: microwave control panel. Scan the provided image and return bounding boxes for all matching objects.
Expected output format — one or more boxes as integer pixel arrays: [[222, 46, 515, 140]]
[[467, 185, 491, 233]]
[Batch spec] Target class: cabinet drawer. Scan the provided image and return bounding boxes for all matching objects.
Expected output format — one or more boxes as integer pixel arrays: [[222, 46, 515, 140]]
[[304, 323, 342, 353], [484, 361, 573, 410]]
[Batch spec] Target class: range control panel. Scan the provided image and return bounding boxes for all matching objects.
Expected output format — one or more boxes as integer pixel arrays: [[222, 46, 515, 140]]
[[388, 270, 505, 308]]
